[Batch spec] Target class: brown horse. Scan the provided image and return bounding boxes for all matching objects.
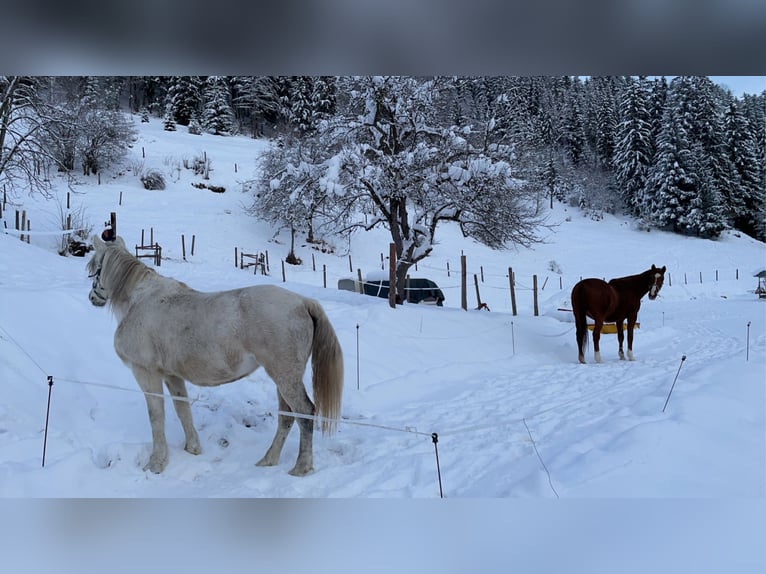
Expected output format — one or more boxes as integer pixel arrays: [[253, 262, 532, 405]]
[[571, 265, 666, 364]]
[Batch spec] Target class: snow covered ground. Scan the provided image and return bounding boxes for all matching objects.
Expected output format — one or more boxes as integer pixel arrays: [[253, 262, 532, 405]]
[[1, 117, 764, 500]]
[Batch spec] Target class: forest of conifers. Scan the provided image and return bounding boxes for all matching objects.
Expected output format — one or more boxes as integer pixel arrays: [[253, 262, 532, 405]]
[[3, 76, 764, 242]]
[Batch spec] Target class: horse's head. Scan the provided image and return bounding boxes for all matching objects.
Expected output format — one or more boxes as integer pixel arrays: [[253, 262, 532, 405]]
[[87, 234, 127, 307], [648, 264, 666, 300]]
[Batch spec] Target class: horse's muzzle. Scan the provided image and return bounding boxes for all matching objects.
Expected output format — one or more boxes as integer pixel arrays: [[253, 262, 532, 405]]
[[89, 289, 108, 306]]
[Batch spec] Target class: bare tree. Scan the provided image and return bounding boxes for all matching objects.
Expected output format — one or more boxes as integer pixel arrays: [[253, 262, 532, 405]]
[[79, 109, 136, 175], [0, 76, 58, 197], [328, 76, 546, 303], [248, 133, 348, 263]]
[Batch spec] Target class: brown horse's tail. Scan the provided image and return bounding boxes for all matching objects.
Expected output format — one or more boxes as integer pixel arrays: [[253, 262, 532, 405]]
[[571, 283, 590, 359], [306, 299, 344, 434]]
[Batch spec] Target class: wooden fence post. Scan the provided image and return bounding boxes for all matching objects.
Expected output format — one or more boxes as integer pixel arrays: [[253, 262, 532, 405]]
[[181, 234, 186, 260], [460, 255, 467, 311], [509, 267, 517, 316], [191, 235, 195, 256], [281, 260, 286, 282], [474, 274, 483, 309], [533, 274, 539, 316], [323, 264, 327, 288], [20, 210, 26, 242], [357, 269, 364, 294], [234, 247, 238, 267]]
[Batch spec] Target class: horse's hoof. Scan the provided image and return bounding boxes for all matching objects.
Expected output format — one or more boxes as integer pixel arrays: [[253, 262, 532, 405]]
[[288, 464, 313, 477], [185, 442, 202, 456], [144, 457, 166, 474], [256, 456, 278, 467]]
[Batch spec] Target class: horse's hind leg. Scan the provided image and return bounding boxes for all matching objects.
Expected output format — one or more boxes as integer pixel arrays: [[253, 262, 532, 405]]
[[592, 320, 604, 363], [256, 391, 295, 469], [132, 366, 169, 473], [616, 320, 626, 360], [575, 322, 587, 364], [164, 375, 201, 455], [263, 381, 316, 476]]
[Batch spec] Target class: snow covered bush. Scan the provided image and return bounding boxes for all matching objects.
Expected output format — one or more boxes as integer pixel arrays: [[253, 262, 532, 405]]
[[140, 169, 166, 190]]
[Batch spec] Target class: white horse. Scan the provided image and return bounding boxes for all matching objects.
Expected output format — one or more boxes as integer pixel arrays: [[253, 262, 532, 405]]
[[87, 235, 344, 476]]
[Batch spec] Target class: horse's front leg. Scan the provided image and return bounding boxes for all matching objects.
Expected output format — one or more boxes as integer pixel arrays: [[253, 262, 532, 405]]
[[165, 375, 201, 455], [616, 319, 626, 360], [132, 366, 169, 473], [626, 313, 638, 360]]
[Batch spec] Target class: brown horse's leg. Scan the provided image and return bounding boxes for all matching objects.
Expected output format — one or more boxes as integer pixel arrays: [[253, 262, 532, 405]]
[[626, 313, 638, 360], [616, 319, 626, 360], [592, 319, 604, 363], [575, 316, 587, 364], [572, 294, 588, 364]]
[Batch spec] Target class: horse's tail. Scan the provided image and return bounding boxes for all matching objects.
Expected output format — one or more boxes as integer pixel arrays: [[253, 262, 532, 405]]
[[306, 299, 344, 435], [571, 283, 590, 359]]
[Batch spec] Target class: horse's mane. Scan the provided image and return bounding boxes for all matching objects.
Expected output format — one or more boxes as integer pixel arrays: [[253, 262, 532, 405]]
[[609, 267, 651, 285], [100, 246, 158, 309]]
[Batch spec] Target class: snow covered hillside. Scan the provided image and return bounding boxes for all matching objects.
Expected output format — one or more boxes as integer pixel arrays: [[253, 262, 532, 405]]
[[1, 117, 764, 497]]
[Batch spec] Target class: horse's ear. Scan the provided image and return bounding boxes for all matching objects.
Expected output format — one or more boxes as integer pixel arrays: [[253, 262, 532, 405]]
[[661, 265, 666, 273], [651, 264, 656, 271]]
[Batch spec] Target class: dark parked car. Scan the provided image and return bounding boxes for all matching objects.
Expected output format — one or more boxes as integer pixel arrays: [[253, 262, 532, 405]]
[[338, 277, 445, 306]]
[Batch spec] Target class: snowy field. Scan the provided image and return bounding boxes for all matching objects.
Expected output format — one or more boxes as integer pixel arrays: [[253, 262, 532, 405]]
[[1, 117, 764, 499]]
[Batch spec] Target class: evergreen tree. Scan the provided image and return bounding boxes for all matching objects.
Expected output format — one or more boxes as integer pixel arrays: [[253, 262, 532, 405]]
[[309, 76, 337, 127], [201, 76, 235, 135], [288, 77, 318, 134], [162, 103, 176, 131], [643, 76, 729, 237], [614, 77, 653, 216], [166, 76, 202, 126], [563, 85, 587, 167], [722, 99, 761, 233], [585, 76, 621, 170], [231, 76, 281, 136], [644, 103, 697, 232], [647, 77, 669, 158]]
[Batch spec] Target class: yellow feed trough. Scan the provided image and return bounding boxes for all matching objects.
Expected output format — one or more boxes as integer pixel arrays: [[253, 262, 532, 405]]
[[557, 308, 640, 334], [588, 322, 639, 333]]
